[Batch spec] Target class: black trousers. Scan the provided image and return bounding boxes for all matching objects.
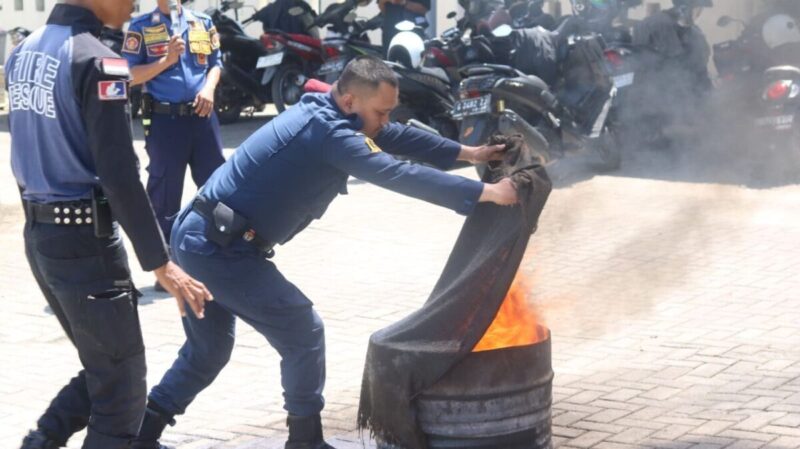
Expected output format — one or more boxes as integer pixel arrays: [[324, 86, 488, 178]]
[[23, 218, 146, 449]]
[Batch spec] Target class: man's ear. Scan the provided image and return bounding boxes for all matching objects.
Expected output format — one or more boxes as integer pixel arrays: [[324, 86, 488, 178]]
[[340, 92, 356, 114]]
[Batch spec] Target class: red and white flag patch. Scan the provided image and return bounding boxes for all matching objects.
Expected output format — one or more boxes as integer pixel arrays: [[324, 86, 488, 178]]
[[101, 58, 130, 77], [98, 80, 128, 101]]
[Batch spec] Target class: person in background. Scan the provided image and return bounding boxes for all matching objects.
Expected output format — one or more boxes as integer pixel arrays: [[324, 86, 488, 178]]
[[122, 0, 226, 291]]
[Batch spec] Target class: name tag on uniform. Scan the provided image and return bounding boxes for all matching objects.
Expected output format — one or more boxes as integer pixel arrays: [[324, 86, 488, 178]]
[[143, 24, 169, 45], [98, 81, 128, 101], [189, 30, 212, 55]]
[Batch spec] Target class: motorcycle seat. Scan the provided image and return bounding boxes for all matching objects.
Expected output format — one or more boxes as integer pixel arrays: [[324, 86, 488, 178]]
[[288, 33, 322, 49], [765, 65, 800, 77], [419, 67, 451, 84]]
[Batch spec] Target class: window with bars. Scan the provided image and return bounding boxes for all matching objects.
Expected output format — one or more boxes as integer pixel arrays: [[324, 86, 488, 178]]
[[36, 0, 44, 12], [15, 0, 24, 11]]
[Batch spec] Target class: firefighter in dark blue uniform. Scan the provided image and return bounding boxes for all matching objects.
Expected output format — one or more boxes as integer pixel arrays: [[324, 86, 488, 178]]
[[6, 1, 212, 448], [133, 57, 518, 449], [122, 0, 225, 290]]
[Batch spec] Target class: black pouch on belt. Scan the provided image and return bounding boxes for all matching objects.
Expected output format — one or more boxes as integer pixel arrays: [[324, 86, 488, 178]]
[[205, 202, 249, 248], [92, 187, 114, 238]]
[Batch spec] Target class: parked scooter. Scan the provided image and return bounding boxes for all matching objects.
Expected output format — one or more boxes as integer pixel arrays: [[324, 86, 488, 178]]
[[207, 0, 320, 122], [455, 18, 620, 172], [716, 13, 800, 172], [313, 0, 384, 83]]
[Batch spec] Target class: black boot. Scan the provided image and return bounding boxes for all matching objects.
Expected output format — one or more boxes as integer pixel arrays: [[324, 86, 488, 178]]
[[284, 414, 337, 449], [20, 430, 61, 449], [130, 405, 175, 449]]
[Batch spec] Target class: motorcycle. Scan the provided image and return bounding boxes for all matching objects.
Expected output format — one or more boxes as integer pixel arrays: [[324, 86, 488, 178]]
[[313, 0, 384, 83], [455, 19, 620, 172], [207, 0, 320, 122], [716, 13, 800, 172], [385, 6, 508, 141]]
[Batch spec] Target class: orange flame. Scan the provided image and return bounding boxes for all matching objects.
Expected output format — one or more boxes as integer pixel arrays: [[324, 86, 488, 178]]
[[472, 274, 547, 352]]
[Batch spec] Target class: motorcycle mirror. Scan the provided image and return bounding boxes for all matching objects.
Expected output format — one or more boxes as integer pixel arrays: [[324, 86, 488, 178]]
[[492, 24, 513, 38], [395, 20, 416, 32], [288, 6, 306, 16], [344, 12, 358, 23], [447, 11, 457, 19], [717, 16, 734, 27]]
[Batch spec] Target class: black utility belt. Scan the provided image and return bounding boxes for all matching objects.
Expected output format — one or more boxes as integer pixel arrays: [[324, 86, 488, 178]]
[[191, 195, 275, 258], [24, 189, 114, 238], [152, 101, 198, 117], [25, 200, 94, 226]]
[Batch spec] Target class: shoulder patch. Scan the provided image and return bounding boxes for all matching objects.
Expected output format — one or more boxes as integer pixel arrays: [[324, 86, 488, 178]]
[[100, 58, 130, 77], [122, 31, 142, 55], [365, 137, 382, 154], [98, 80, 128, 101], [209, 26, 221, 50]]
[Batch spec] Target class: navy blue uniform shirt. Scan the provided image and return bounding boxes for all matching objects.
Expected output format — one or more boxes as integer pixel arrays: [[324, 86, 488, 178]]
[[200, 92, 484, 246], [122, 8, 222, 103], [6, 4, 169, 271]]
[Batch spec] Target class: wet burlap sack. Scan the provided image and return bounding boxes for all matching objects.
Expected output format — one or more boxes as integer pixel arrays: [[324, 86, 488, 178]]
[[357, 134, 553, 449]]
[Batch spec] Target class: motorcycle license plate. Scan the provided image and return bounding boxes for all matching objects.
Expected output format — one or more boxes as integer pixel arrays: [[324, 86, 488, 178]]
[[318, 58, 347, 76], [755, 114, 794, 130], [613, 72, 635, 88], [452, 95, 492, 119], [257, 52, 284, 69]]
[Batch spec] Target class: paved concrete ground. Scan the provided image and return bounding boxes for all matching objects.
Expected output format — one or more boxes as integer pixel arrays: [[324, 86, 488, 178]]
[[1, 112, 799, 449]]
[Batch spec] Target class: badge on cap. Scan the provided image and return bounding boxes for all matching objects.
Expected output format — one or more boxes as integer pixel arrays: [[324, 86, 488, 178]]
[[122, 31, 142, 54], [98, 80, 128, 101]]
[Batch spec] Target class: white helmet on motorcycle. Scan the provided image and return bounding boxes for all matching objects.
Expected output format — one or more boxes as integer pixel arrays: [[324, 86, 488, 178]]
[[762, 14, 800, 49], [388, 25, 426, 69]]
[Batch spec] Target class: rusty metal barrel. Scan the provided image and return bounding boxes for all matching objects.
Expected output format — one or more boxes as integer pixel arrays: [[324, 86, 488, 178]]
[[378, 326, 553, 449]]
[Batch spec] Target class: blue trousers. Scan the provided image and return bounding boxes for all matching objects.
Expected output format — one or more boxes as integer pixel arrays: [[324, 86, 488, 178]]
[[148, 208, 326, 417], [145, 113, 224, 242]]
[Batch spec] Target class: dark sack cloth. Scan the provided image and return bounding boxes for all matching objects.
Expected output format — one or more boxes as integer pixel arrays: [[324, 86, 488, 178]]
[[357, 134, 553, 449]]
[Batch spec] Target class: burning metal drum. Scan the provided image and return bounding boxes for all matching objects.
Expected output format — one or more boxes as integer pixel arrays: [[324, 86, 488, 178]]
[[378, 325, 553, 449]]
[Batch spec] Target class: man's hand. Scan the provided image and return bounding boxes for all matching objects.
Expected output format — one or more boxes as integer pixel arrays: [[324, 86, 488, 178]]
[[458, 144, 506, 164], [164, 36, 186, 66], [154, 261, 214, 319], [479, 178, 518, 206], [193, 85, 215, 117]]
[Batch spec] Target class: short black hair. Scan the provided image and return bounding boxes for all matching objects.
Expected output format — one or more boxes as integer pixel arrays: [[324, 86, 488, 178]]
[[336, 56, 398, 94]]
